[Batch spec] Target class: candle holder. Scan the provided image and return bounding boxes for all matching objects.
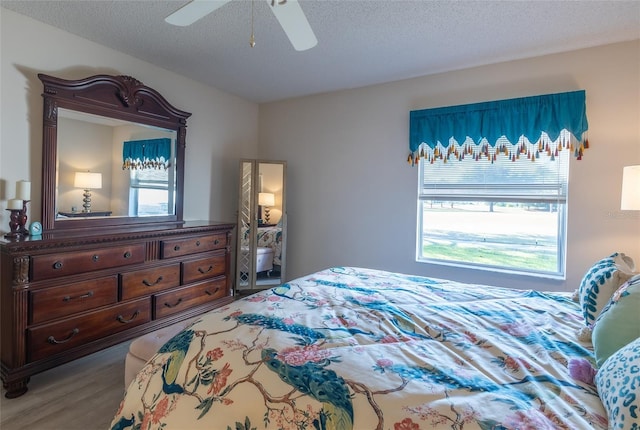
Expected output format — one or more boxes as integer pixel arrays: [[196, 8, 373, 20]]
[[4, 200, 29, 239], [18, 200, 30, 235], [5, 209, 23, 239]]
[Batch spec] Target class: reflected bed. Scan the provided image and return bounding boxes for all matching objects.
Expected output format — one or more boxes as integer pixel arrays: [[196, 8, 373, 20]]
[[240, 225, 283, 273]]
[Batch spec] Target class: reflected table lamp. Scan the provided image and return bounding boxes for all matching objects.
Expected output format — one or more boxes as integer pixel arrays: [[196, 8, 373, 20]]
[[258, 192, 275, 224], [74, 171, 102, 213], [621, 165, 640, 211]]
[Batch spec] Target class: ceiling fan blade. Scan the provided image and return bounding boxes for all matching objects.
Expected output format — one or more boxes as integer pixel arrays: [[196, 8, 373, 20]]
[[165, 0, 232, 26], [268, 0, 318, 51]]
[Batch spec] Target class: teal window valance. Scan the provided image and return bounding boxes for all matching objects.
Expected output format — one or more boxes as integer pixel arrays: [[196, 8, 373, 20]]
[[408, 90, 588, 165], [122, 138, 172, 170]]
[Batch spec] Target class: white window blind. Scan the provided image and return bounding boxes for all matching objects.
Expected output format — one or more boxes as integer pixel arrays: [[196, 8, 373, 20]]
[[420, 136, 569, 203]]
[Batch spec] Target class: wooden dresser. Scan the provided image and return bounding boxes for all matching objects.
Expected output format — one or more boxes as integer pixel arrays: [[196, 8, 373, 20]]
[[0, 221, 235, 398]]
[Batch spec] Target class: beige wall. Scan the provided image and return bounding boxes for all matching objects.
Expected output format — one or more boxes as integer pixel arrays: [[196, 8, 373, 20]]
[[57, 117, 113, 213], [0, 8, 259, 230], [259, 40, 640, 292]]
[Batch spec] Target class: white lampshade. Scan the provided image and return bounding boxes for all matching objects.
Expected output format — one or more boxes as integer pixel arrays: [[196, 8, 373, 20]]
[[621, 165, 640, 210], [74, 172, 102, 189], [258, 192, 275, 207]]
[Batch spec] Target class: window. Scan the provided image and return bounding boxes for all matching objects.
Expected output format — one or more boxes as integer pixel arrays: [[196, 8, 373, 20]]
[[417, 133, 570, 278], [410, 90, 588, 278], [129, 168, 174, 216]]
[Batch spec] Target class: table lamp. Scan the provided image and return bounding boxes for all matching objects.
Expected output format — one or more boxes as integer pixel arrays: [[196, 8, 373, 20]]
[[258, 192, 275, 224], [621, 165, 640, 210], [74, 171, 102, 213]]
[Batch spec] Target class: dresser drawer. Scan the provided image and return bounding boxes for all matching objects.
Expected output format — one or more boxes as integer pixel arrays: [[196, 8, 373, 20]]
[[30, 276, 118, 325], [27, 298, 151, 362], [160, 233, 227, 259], [31, 244, 145, 281], [121, 264, 181, 300], [154, 278, 227, 319], [182, 254, 226, 284]]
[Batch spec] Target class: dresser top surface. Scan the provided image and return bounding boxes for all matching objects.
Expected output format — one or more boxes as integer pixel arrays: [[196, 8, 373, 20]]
[[0, 220, 235, 251]]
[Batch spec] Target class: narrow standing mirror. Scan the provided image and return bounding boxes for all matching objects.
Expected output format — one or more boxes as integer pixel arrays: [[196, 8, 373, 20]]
[[236, 160, 286, 292]]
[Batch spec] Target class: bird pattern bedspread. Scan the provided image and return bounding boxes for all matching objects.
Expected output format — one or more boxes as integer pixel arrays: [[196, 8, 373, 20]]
[[111, 267, 607, 430]]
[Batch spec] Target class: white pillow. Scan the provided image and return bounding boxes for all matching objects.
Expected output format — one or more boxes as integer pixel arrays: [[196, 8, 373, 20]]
[[578, 252, 635, 327]]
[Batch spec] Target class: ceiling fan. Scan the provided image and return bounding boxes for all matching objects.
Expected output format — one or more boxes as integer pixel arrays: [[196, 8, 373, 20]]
[[165, 0, 318, 51]]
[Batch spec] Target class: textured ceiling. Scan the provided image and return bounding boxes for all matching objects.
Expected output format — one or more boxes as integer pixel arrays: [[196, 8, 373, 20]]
[[2, 0, 639, 103]]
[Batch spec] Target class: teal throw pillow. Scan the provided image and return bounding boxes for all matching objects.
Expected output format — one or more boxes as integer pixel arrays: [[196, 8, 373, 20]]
[[595, 336, 640, 429], [593, 276, 640, 367], [578, 252, 635, 327]]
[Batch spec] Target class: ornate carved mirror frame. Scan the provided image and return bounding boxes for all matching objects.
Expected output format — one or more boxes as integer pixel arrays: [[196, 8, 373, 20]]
[[39, 74, 191, 231]]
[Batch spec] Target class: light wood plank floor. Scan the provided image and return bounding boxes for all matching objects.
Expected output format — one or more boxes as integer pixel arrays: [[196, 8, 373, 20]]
[[0, 341, 131, 430]]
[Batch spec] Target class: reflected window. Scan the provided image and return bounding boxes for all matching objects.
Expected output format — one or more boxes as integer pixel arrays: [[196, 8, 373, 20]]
[[129, 168, 174, 216]]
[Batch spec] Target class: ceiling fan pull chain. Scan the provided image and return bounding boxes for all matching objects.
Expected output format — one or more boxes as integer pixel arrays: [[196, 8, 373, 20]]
[[249, 0, 256, 48]]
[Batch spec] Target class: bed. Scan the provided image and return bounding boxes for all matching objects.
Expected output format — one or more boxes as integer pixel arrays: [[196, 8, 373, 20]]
[[111, 266, 628, 430]]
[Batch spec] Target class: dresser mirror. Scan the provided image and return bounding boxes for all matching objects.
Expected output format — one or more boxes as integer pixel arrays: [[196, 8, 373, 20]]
[[236, 160, 287, 291], [39, 73, 191, 231]]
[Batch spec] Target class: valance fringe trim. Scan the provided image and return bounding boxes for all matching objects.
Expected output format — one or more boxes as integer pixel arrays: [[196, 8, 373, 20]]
[[408, 90, 588, 165], [407, 133, 588, 166]]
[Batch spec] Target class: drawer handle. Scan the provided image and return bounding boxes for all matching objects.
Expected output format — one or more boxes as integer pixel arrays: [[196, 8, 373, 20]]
[[205, 287, 220, 296], [195, 240, 201, 246], [117, 310, 140, 324], [62, 291, 94, 302], [53, 261, 63, 270], [164, 298, 183, 308], [142, 276, 164, 287], [173, 245, 181, 251], [124, 251, 132, 259], [214, 239, 220, 245], [92, 254, 100, 262], [198, 265, 214, 274], [47, 328, 79, 345]]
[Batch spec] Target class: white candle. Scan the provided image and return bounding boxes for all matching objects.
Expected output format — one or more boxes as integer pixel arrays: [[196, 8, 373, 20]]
[[8, 199, 23, 210], [16, 181, 31, 201]]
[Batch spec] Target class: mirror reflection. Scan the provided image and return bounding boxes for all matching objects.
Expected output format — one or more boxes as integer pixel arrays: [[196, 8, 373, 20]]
[[237, 160, 286, 291], [56, 108, 177, 219]]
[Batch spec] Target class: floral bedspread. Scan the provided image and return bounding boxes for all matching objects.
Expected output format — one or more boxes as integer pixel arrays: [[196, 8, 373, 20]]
[[111, 267, 607, 430]]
